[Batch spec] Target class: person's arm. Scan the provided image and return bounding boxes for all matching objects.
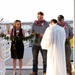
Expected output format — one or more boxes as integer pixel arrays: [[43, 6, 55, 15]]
[[67, 26, 73, 40], [39, 34, 43, 37], [67, 36, 73, 40], [41, 27, 53, 50], [31, 23, 36, 37], [10, 29, 13, 38], [22, 29, 25, 37]]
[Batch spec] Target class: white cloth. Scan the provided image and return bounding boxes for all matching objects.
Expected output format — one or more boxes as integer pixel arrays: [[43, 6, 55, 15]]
[[41, 24, 67, 75], [0, 57, 6, 72], [0, 25, 5, 34], [0, 38, 6, 74], [0, 25, 6, 74]]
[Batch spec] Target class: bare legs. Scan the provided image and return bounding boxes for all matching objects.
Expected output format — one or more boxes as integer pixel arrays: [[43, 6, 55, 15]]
[[19, 59, 23, 74], [13, 59, 23, 75], [13, 59, 16, 74]]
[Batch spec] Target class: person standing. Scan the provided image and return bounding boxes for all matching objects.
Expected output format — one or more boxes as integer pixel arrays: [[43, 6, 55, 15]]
[[57, 15, 73, 75], [10, 20, 25, 75], [30, 12, 49, 75], [41, 19, 67, 75]]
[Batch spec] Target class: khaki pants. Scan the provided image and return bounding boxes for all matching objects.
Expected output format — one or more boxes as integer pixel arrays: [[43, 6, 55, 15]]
[[65, 45, 72, 74]]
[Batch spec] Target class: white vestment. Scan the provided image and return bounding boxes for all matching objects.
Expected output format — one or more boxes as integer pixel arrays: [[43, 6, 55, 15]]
[[41, 24, 67, 75]]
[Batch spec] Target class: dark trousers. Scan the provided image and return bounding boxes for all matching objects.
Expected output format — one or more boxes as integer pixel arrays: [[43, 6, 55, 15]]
[[32, 45, 47, 73], [65, 45, 72, 74]]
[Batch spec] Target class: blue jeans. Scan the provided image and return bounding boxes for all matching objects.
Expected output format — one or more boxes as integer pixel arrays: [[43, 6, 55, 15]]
[[32, 45, 47, 73]]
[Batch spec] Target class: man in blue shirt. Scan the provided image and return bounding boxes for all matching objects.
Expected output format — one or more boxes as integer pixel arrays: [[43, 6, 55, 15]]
[[30, 12, 49, 75]]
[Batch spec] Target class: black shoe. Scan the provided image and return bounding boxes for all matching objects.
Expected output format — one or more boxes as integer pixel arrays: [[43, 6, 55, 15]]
[[30, 72, 38, 75]]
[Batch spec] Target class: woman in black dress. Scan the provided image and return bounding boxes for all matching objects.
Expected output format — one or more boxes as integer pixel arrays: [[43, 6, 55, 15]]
[[10, 20, 25, 75]]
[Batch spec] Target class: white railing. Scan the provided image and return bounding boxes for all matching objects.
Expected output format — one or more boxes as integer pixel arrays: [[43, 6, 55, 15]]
[[0, 38, 11, 75]]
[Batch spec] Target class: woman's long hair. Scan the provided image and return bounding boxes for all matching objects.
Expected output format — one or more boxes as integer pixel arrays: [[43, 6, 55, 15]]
[[13, 20, 21, 29], [10, 20, 21, 37]]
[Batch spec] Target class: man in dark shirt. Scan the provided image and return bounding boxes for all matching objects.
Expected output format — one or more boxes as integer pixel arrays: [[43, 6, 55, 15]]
[[57, 15, 73, 75], [30, 12, 49, 75]]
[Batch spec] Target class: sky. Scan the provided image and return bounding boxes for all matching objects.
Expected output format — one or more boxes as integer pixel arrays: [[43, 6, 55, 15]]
[[0, 0, 73, 22]]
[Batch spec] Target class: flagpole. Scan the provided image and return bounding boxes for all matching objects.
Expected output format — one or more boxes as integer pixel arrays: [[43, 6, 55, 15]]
[[74, 0, 75, 74]]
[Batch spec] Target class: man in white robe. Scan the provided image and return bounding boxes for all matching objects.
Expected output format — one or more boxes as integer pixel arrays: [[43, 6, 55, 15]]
[[41, 19, 67, 75]]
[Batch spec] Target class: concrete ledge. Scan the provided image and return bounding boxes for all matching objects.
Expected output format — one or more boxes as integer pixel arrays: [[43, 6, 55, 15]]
[[6, 66, 43, 70]]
